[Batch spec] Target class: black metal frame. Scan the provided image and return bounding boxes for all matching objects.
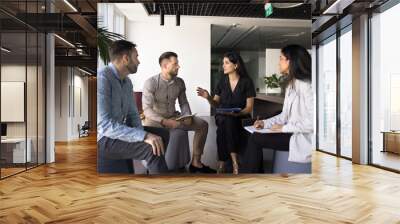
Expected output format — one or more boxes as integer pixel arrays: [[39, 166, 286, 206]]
[[336, 27, 341, 157], [0, 0, 47, 180], [367, 10, 373, 166]]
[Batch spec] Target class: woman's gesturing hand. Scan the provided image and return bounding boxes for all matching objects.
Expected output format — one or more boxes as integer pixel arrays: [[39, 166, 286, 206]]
[[196, 87, 210, 99]]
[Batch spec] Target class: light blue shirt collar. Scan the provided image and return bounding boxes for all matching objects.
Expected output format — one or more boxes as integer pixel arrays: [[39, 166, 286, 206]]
[[108, 63, 122, 81]]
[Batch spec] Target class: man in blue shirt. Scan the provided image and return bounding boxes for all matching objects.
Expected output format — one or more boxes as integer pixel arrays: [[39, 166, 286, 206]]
[[97, 40, 169, 174]]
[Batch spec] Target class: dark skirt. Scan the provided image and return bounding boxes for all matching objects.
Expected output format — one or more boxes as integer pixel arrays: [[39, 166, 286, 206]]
[[215, 114, 249, 161]]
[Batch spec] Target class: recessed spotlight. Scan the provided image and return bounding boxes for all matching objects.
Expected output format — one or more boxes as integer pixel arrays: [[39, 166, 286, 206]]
[[54, 34, 75, 48], [1, 47, 11, 53], [63, 0, 78, 12]]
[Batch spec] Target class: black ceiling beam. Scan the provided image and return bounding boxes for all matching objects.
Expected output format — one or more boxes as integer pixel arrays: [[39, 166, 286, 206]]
[[143, 3, 311, 19], [55, 55, 97, 72], [11, 13, 83, 32]]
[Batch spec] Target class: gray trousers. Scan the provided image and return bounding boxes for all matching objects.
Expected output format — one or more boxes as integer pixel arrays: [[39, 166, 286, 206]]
[[144, 116, 208, 157], [97, 126, 169, 174]]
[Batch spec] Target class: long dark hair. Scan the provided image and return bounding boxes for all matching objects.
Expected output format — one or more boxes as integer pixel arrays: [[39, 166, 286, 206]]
[[281, 45, 311, 84], [223, 51, 249, 77]]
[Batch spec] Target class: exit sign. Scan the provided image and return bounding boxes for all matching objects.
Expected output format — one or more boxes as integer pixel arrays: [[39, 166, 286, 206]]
[[265, 3, 273, 17]]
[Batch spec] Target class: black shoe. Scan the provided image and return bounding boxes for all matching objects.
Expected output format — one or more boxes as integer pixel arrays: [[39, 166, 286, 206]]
[[189, 164, 216, 173]]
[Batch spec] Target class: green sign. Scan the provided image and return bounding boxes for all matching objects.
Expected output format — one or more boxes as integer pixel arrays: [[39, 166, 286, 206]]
[[265, 3, 273, 17]]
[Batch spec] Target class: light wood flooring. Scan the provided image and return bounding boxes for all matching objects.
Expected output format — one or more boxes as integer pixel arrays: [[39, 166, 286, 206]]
[[0, 135, 400, 223]]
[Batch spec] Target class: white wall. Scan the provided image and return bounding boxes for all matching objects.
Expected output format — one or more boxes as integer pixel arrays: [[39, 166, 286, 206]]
[[265, 49, 281, 78], [55, 67, 68, 141], [263, 49, 282, 93], [126, 20, 211, 116], [55, 67, 89, 141], [1, 65, 38, 137], [258, 51, 266, 91]]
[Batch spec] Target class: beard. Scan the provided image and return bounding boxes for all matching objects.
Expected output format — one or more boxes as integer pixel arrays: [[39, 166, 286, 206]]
[[169, 69, 178, 77], [126, 63, 138, 74]]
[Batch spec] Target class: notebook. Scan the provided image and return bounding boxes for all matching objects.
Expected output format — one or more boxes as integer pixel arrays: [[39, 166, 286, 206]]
[[244, 126, 279, 134], [216, 108, 241, 113], [175, 114, 196, 121]]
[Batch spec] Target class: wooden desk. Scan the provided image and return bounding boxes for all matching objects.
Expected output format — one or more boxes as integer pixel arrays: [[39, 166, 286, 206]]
[[382, 131, 400, 154], [253, 93, 284, 119], [1, 138, 32, 164]]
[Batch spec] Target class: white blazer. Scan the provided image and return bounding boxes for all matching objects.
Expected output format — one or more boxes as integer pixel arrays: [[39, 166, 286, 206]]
[[263, 79, 314, 163]]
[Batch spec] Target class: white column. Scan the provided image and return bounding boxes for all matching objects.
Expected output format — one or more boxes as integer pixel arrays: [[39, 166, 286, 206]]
[[46, 32, 55, 163]]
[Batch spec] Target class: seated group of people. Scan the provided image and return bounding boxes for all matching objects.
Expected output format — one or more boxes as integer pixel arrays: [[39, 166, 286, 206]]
[[97, 40, 313, 174]]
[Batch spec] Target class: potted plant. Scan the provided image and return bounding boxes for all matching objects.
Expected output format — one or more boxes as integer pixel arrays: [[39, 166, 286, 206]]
[[97, 27, 126, 64], [264, 73, 284, 94]]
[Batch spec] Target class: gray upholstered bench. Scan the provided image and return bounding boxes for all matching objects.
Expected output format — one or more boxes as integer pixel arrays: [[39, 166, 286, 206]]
[[134, 128, 191, 174], [97, 129, 190, 174], [262, 149, 311, 174]]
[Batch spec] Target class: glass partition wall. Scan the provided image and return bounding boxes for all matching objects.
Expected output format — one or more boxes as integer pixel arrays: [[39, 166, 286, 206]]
[[0, 1, 46, 179], [317, 34, 337, 155], [316, 25, 353, 159], [370, 3, 400, 171], [339, 26, 353, 159]]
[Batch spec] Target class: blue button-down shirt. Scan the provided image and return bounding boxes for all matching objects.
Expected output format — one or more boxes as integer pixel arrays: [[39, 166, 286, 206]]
[[97, 63, 146, 142]]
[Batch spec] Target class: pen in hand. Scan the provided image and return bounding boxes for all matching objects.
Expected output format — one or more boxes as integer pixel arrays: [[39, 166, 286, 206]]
[[254, 116, 263, 130]]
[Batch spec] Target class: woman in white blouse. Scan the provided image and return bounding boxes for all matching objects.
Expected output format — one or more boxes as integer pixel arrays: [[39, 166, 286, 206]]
[[242, 44, 314, 173]]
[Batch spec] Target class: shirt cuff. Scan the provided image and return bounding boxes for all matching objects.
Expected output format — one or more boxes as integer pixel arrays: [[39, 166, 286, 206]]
[[263, 119, 270, 129], [134, 129, 147, 142], [282, 125, 291, 133]]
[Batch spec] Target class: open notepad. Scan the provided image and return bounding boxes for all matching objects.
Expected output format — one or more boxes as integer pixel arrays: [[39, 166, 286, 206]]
[[244, 126, 278, 134], [175, 114, 196, 121]]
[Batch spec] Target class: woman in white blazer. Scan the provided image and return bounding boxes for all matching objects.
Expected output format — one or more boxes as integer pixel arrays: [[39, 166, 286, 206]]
[[242, 45, 313, 173]]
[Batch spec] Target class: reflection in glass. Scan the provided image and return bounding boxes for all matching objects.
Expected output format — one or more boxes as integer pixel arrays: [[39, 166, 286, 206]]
[[340, 28, 352, 158], [1, 31, 27, 177], [371, 4, 400, 171], [318, 36, 337, 154]]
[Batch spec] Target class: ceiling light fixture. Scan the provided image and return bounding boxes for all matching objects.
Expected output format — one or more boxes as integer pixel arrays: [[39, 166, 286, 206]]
[[216, 24, 239, 47], [323, 0, 355, 15], [271, 3, 304, 8], [78, 67, 93, 76], [282, 32, 305, 37], [160, 9, 164, 26], [176, 7, 181, 26], [1, 47, 11, 53], [231, 26, 258, 48], [54, 34, 75, 48], [153, 3, 157, 13], [63, 0, 78, 12]]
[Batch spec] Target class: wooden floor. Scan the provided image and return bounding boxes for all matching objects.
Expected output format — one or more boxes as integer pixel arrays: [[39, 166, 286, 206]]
[[1, 135, 400, 223], [372, 151, 400, 171]]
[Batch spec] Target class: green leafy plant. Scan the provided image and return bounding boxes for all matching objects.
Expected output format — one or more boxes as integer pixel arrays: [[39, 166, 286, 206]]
[[264, 74, 284, 88], [97, 27, 125, 64]]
